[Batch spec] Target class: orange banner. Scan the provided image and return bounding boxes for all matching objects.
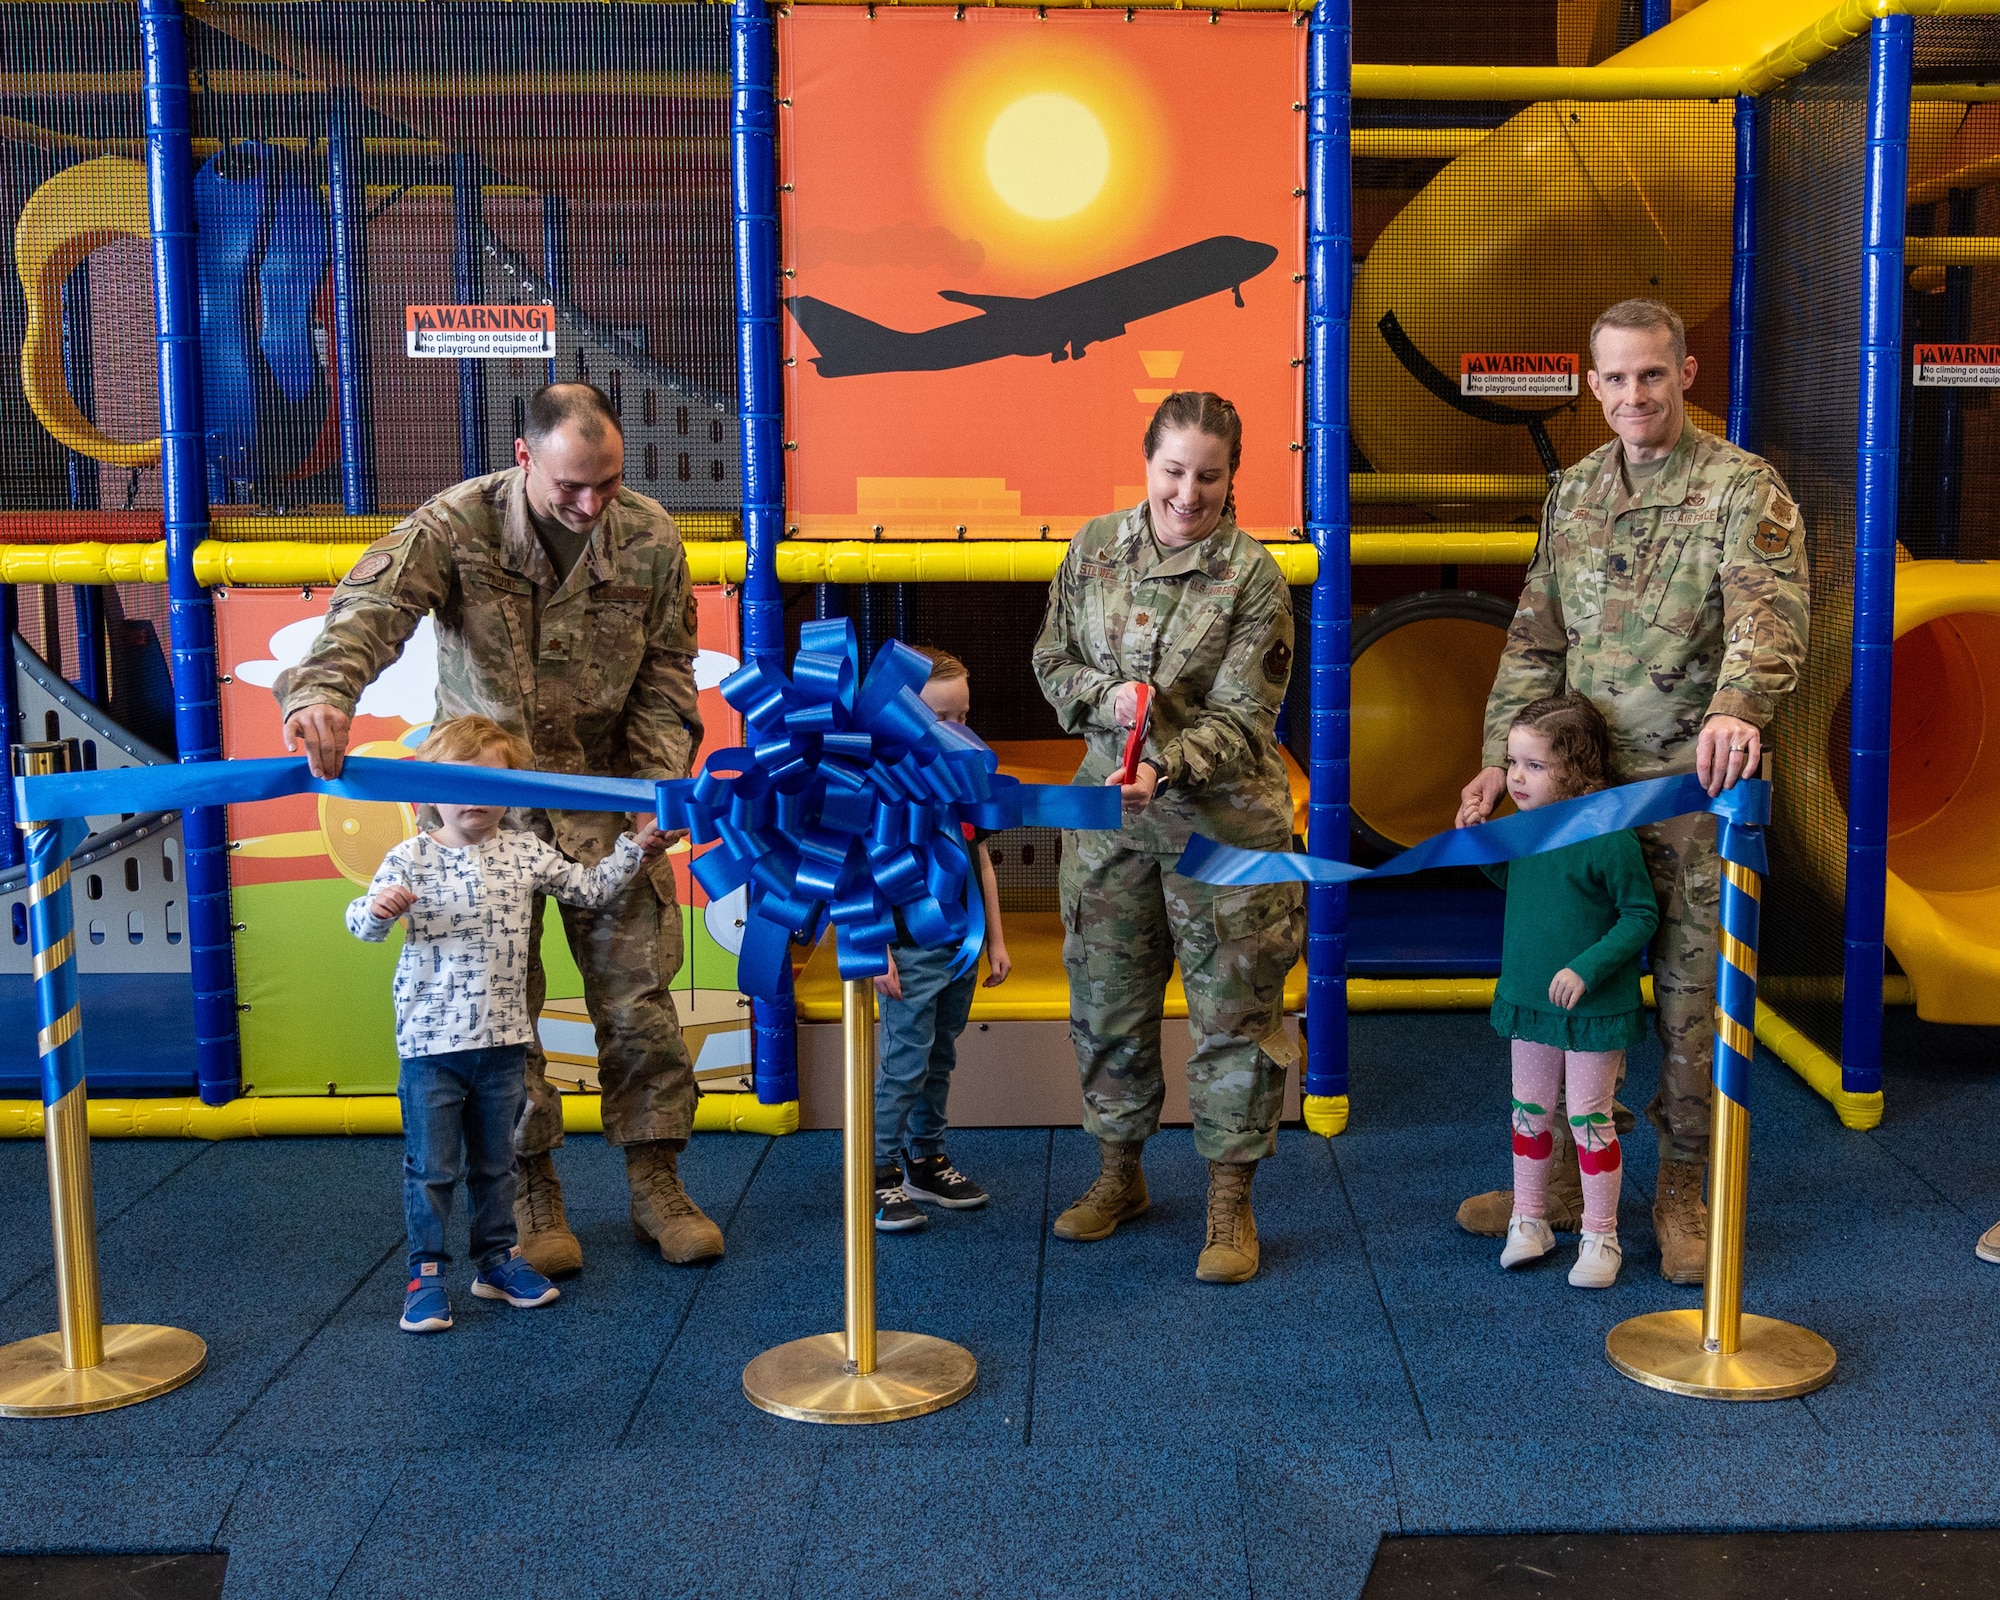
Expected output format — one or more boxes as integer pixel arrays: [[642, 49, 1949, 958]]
[[778, 9, 1304, 540]]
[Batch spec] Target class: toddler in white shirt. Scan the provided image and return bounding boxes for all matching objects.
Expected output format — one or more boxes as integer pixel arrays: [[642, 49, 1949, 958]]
[[347, 716, 664, 1334]]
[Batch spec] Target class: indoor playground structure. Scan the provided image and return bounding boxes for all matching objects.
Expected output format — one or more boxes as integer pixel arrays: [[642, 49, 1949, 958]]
[[4, 0, 2000, 1585], [6, 0, 1997, 1136]]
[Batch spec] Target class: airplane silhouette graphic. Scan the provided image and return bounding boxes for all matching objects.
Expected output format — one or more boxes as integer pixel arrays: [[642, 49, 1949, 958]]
[[785, 235, 1280, 378]]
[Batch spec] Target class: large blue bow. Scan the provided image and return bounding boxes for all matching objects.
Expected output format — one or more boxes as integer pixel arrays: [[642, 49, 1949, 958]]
[[686, 621, 1120, 998]]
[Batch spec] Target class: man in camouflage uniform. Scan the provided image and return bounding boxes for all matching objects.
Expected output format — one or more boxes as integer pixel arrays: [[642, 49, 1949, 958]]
[[1457, 300, 1809, 1283], [1032, 396, 1303, 1284], [276, 382, 724, 1275]]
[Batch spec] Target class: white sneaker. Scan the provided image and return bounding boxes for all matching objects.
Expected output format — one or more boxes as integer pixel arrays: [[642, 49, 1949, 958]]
[[1569, 1229, 1622, 1289], [1500, 1214, 1555, 1268], [1979, 1221, 2000, 1264]]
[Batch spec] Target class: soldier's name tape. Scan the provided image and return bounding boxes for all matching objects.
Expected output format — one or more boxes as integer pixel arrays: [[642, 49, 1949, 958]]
[[1176, 772, 1770, 887]]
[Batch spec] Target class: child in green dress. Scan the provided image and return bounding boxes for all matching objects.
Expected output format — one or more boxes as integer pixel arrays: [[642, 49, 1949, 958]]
[[1473, 695, 1659, 1289]]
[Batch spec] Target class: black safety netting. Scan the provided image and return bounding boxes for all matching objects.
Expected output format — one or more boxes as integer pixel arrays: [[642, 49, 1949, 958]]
[[179, 0, 739, 523], [1757, 21, 2000, 1060], [1751, 35, 1868, 1057], [1, 2, 174, 742]]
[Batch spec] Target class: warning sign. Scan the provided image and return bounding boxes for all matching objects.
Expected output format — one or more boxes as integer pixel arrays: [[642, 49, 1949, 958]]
[[1459, 352, 1578, 398], [1913, 343, 2000, 387], [405, 304, 555, 359]]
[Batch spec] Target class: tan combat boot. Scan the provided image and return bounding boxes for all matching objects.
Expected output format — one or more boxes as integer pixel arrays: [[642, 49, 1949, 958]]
[[1455, 1137, 1584, 1238], [1052, 1139, 1148, 1241], [514, 1151, 583, 1279], [1654, 1159, 1708, 1284], [1196, 1160, 1260, 1284], [627, 1142, 725, 1264]]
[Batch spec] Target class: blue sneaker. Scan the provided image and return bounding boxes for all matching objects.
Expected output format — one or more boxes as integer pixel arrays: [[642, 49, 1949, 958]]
[[400, 1263, 452, 1334], [472, 1247, 560, 1309]]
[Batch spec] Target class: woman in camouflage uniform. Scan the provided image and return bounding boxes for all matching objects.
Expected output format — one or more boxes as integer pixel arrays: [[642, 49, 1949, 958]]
[[1032, 391, 1304, 1285]]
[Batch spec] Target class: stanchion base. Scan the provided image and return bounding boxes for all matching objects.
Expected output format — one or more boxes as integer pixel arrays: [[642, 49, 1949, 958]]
[[1607, 1309, 1835, 1401], [0, 1325, 207, 1418], [743, 1330, 976, 1424]]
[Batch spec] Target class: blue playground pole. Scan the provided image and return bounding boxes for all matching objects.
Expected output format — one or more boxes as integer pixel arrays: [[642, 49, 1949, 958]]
[[1843, 14, 1913, 1099], [62, 260, 107, 706], [1641, 0, 1671, 34], [327, 92, 378, 516], [542, 193, 570, 389], [1726, 96, 1759, 451], [732, 0, 797, 1105], [452, 153, 488, 481], [140, 0, 240, 1104], [1303, 0, 1352, 1133]]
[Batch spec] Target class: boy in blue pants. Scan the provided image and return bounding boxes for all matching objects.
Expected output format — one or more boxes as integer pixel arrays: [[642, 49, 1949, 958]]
[[348, 716, 665, 1331], [872, 649, 1012, 1232]]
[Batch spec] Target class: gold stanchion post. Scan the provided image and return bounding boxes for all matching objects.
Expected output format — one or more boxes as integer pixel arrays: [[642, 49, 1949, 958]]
[[743, 977, 977, 1423], [0, 742, 206, 1417], [1606, 763, 1836, 1400]]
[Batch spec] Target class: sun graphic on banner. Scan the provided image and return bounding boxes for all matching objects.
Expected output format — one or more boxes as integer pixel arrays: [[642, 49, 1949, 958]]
[[927, 40, 1163, 278], [984, 93, 1111, 219]]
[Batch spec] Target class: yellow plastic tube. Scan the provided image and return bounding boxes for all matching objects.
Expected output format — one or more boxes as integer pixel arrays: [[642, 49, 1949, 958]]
[[0, 1093, 800, 1140], [1904, 237, 2000, 267], [0, 538, 1332, 587], [1753, 1006, 1884, 1131], [1349, 474, 1549, 505], [1350, 529, 1537, 565]]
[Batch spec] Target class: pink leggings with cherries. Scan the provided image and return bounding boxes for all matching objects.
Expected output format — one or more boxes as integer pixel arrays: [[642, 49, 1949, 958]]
[[1510, 1041, 1623, 1235]]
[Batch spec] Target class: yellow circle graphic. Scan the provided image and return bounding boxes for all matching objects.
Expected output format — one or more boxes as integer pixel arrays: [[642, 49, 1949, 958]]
[[984, 94, 1110, 221]]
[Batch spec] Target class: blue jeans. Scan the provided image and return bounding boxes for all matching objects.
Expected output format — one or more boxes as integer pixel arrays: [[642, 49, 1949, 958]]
[[398, 1045, 527, 1277], [875, 942, 978, 1166]]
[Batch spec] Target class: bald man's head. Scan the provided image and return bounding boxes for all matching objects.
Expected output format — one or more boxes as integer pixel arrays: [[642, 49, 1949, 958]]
[[522, 382, 621, 449]]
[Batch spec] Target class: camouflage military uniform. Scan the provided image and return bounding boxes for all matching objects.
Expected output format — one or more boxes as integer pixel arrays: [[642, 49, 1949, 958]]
[[1482, 424, 1810, 1162], [1033, 505, 1304, 1163], [274, 467, 705, 1154]]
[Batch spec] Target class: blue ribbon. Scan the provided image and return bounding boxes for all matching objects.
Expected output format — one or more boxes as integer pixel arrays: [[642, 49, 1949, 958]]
[[18, 754, 687, 826], [687, 620, 1119, 997], [18, 624, 1120, 1007], [1177, 774, 1771, 886]]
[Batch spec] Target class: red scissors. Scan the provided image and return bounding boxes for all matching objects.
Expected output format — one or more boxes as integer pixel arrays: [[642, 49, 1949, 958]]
[[1120, 684, 1153, 785]]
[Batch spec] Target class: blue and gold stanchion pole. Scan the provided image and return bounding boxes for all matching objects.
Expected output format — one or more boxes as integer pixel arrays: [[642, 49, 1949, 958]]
[[1607, 764, 1836, 1400], [743, 978, 976, 1423], [0, 742, 206, 1418]]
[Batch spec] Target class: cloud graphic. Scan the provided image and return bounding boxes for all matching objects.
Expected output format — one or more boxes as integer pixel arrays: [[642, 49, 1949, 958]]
[[695, 649, 740, 692], [234, 614, 440, 727], [797, 224, 985, 276], [236, 622, 735, 729], [704, 884, 746, 957]]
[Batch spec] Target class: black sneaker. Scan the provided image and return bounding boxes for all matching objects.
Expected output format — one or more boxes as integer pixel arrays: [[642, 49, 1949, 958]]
[[874, 1165, 927, 1233], [902, 1153, 990, 1210]]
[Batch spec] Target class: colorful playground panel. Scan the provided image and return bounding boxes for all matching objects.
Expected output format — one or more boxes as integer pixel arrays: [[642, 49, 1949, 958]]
[[212, 584, 749, 1097]]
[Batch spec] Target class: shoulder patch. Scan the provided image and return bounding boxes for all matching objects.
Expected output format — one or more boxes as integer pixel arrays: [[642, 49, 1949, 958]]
[[1262, 640, 1292, 685], [683, 592, 700, 638], [344, 549, 395, 585], [1754, 519, 1794, 556]]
